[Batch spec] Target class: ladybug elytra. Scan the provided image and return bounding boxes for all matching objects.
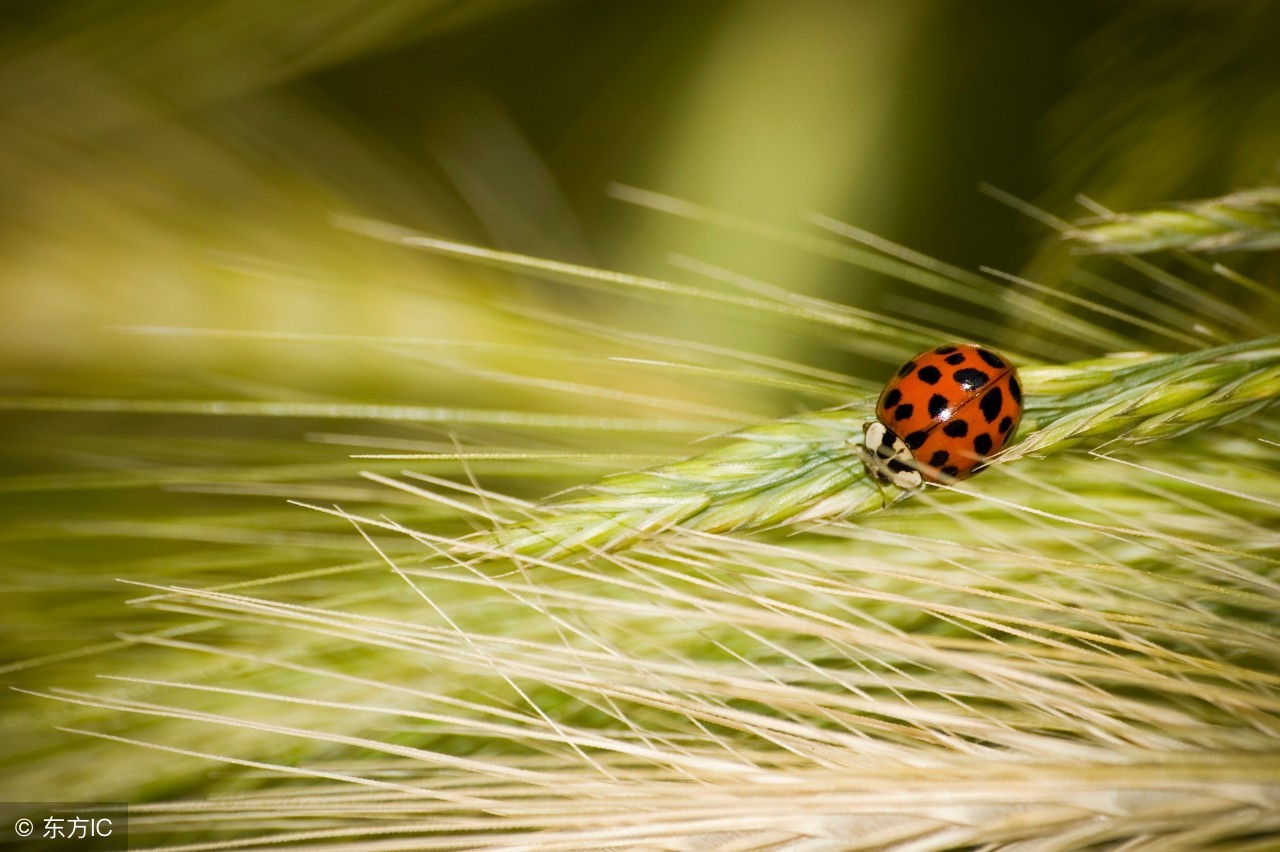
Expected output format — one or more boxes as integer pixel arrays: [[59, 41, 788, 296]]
[[858, 343, 1022, 489]]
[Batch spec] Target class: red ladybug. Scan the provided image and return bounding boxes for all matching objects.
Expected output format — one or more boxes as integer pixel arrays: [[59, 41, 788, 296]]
[[859, 344, 1022, 489]]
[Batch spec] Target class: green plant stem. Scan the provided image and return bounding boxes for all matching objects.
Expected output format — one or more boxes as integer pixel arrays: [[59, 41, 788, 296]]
[[1070, 188, 1280, 254], [460, 337, 1280, 561]]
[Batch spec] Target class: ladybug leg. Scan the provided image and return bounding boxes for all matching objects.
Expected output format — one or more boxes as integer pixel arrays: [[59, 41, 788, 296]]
[[855, 422, 894, 508], [869, 473, 890, 508], [855, 446, 890, 508]]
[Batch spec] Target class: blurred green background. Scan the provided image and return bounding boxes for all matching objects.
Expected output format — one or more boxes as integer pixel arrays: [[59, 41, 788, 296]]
[[4, 1, 1278, 378]]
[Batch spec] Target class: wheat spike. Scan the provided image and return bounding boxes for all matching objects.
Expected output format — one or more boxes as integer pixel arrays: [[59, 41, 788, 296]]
[[1070, 187, 1280, 254], [457, 337, 1280, 561]]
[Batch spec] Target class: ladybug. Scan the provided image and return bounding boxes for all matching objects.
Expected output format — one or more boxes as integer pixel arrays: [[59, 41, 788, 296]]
[[858, 343, 1022, 490]]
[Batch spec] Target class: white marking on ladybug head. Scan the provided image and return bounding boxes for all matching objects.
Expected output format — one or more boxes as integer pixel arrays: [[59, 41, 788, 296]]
[[864, 420, 887, 451], [858, 421, 924, 491]]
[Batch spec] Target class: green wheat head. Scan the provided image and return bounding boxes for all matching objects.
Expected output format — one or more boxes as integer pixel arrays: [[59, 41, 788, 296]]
[[448, 336, 1280, 561], [1071, 188, 1280, 254]]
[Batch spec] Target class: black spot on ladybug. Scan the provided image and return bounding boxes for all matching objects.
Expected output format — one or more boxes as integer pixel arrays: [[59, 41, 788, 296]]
[[928, 393, 949, 418], [882, 387, 901, 409], [887, 458, 912, 473], [934, 345, 957, 355], [945, 352, 966, 365], [979, 387, 1003, 423], [954, 368, 990, 391], [894, 404, 915, 421], [976, 349, 1006, 369], [998, 415, 1013, 434], [940, 465, 959, 478], [943, 419, 969, 438], [974, 433, 993, 455], [880, 430, 898, 449], [1009, 375, 1022, 404], [917, 365, 942, 385], [928, 450, 950, 466], [897, 360, 917, 378], [904, 430, 929, 450]]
